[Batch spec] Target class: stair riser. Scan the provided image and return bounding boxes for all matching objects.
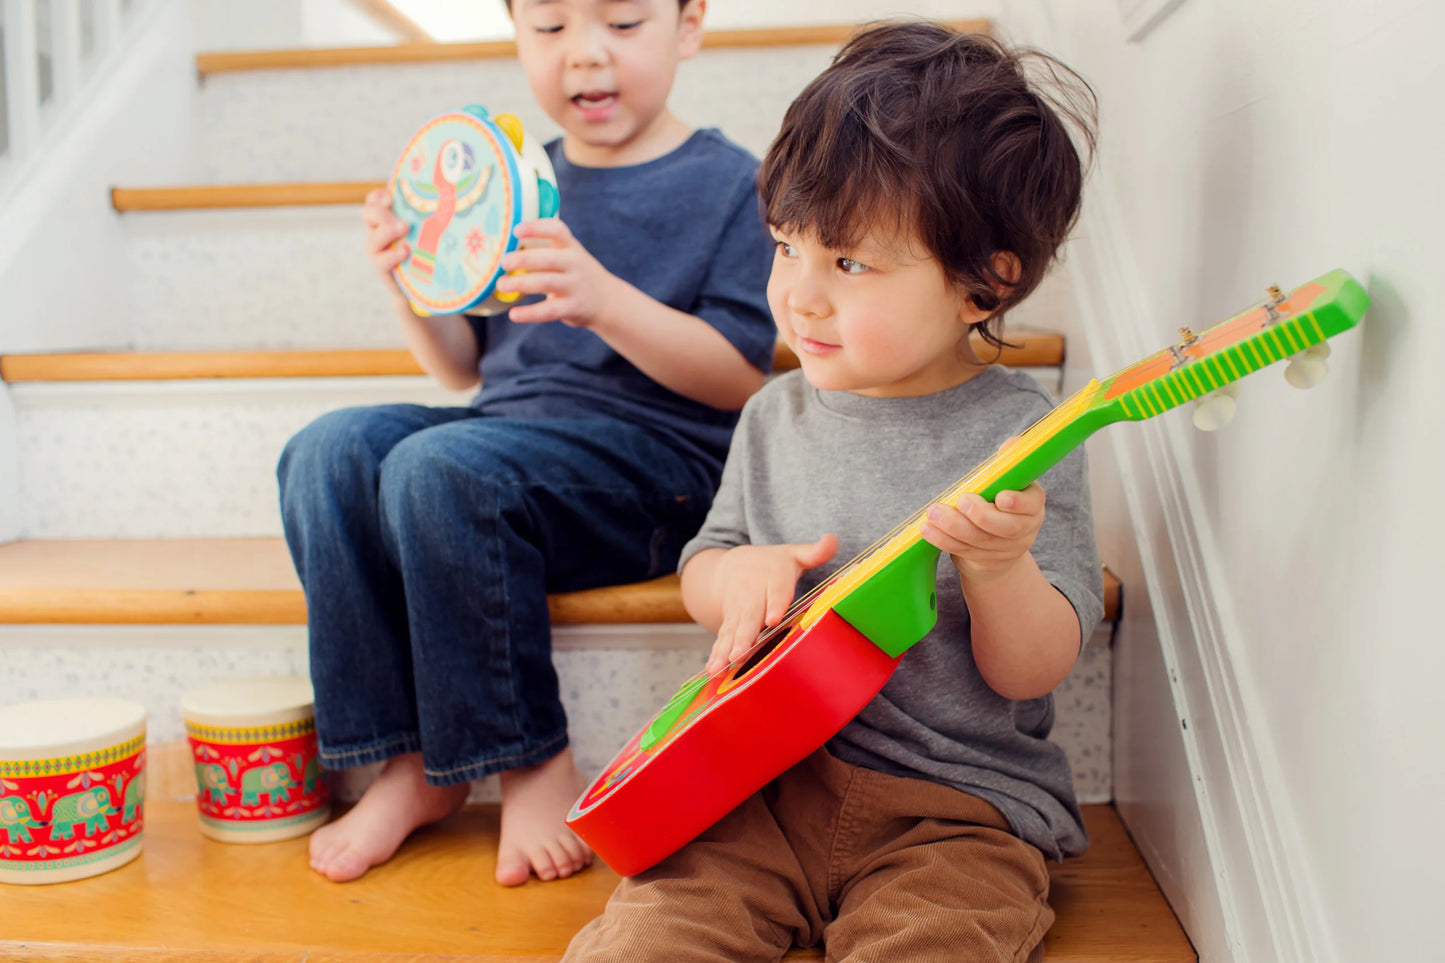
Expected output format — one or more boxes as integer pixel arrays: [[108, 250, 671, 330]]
[[193, 48, 837, 183], [122, 207, 400, 351], [0, 623, 1113, 804], [12, 377, 470, 538]]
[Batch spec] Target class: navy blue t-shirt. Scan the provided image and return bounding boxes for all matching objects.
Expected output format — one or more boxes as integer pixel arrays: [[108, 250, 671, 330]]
[[469, 129, 776, 477]]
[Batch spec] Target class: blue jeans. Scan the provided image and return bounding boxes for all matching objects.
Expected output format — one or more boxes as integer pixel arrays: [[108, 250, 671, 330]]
[[277, 405, 717, 786]]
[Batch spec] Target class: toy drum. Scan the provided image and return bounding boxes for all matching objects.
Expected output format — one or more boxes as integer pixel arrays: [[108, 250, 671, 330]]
[[388, 105, 559, 317], [0, 697, 147, 885], [181, 676, 330, 843]]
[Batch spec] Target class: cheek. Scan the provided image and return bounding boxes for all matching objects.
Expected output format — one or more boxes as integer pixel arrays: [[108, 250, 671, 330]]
[[765, 273, 788, 322]]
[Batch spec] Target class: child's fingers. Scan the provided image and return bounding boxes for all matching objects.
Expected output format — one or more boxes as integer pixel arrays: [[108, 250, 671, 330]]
[[506, 297, 574, 325], [994, 482, 1046, 516], [763, 575, 794, 629], [365, 220, 408, 255], [500, 247, 570, 275], [495, 269, 567, 298], [375, 242, 408, 271], [513, 217, 573, 246], [792, 533, 839, 572]]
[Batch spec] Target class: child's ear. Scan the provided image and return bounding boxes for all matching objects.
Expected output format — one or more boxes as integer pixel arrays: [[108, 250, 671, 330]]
[[957, 252, 1022, 325], [676, 0, 706, 59]]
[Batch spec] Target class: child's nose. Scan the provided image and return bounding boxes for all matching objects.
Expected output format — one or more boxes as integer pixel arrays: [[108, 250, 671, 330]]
[[565, 24, 610, 69], [785, 266, 832, 319]]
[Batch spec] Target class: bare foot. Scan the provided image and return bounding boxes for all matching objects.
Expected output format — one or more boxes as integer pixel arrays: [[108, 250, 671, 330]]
[[495, 747, 593, 886], [308, 752, 469, 882]]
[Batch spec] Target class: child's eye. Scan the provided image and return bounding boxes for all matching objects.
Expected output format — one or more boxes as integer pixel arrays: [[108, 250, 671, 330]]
[[534, 24, 564, 35], [610, 20, 642, 31], [837, 257, 870, 275], [774, 240, 797, 258]]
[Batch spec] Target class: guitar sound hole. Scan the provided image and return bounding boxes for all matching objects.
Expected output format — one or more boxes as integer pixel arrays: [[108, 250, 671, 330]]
[[734, 627, 792, 680]]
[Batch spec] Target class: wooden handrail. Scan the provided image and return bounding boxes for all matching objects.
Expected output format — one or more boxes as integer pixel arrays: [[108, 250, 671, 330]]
[[194, 19, 991, 76], [0, 334, 1064, 384], [346, 0, 435, 44]]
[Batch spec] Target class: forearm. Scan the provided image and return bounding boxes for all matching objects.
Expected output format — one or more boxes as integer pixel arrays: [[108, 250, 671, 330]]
[[590, 277, 765, 411], [390, 292, 481, 391], [679, 547, 728, 633], [961, 553, 1081, 700]]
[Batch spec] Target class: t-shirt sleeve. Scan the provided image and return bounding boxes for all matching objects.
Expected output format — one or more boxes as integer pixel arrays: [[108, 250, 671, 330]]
[[1032, 444, 1105, 649], [678, 397, 760, 572], [691, 173, 777, 374]]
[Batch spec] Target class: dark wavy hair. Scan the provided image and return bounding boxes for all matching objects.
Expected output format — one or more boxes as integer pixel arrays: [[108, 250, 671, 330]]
[[758, 21, 1097, 349]]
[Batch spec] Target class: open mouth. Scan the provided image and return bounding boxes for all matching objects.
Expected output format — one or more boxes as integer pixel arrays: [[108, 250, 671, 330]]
[[571, 90, 619, 118]]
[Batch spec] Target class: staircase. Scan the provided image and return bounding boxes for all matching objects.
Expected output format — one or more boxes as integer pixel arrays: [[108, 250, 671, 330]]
[[0, 18, 1192, 963]]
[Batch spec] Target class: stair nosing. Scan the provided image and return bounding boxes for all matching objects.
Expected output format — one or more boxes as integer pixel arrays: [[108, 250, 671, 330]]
[[193, 20, 993, 76], [0, 538, 1119, 626], [1, 335, 1064, 384]]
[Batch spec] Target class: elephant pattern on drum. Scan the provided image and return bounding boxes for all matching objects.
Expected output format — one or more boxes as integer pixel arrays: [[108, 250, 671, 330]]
[[0, 735, 145, 872], [187, 722, 329, 835]]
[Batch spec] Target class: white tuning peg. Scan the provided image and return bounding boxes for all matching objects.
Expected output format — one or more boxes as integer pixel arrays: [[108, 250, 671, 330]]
[[1192, 382, 1239, 431], [1285, 343, 1330, 389]]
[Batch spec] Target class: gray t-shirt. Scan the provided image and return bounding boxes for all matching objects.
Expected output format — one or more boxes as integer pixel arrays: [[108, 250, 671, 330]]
[[679, 366, 1104, 859]]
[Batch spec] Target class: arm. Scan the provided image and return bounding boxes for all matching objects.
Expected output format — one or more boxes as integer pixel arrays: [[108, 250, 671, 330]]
[[921, 484, 1081, 700], [496, 219, 766, 410], [362, 188, 481, 390]]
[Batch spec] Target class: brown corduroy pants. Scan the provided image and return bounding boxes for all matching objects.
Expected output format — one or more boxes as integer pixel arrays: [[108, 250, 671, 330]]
[[564, 749, 1053, 962]]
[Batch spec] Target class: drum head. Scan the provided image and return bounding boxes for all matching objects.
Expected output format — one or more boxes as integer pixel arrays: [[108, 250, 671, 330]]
[[0, 697, 147, 760], [389, 106, 526, 316], [180, 676, 315, 729]]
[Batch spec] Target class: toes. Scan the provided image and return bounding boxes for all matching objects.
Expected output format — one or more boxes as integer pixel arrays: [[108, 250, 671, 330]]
[[322, 846, 372, 883], [495, 849, 532, 887], [531, 846, 560, 882], [556, 834, 590, 875]]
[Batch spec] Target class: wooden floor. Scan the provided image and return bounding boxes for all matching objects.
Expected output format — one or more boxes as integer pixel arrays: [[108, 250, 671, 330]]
[[0, 800, 1193, 962]]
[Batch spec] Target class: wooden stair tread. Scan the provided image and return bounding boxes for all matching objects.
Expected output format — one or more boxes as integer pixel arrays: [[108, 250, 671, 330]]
[[192, 20, 992, 76], [0, 800, 1192, 962], [0, 538, 1120, 626], [0, 334, 1063, 383]]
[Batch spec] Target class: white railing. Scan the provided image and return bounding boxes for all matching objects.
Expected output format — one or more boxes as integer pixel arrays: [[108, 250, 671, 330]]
[[0, 0, 152, 201]]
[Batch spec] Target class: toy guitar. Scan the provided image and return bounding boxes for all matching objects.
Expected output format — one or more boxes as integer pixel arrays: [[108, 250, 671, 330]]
[[388, 105, 559, 317], [566, 269, 1370, 877]]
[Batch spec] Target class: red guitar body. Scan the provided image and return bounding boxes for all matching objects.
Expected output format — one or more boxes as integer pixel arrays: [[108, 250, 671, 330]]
[[567, 610, 900, 877]]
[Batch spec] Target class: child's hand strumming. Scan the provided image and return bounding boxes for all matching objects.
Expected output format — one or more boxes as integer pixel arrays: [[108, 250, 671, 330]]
[[704, 536, 839, 675], [494, 219, 622, 329], [921, 482, 1047, 586], [362, 188, 411, 294]]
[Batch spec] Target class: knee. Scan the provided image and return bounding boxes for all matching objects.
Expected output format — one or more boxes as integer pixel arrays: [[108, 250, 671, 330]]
[[376, 432, 517, 530], [277, 408, 390, 503]]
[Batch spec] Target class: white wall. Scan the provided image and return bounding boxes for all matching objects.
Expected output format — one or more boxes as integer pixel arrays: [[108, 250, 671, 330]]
[[1007, 1, 1445, 960], [0, 0, 197, 354]]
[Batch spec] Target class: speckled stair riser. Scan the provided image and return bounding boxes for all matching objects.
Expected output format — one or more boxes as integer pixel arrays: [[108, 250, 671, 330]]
[[192, 48, 838, 184], [0, 623, 1113, 804], [121, 207, 402, 351], [116, 205, 1076, 353], [11, 378, 471, 538]]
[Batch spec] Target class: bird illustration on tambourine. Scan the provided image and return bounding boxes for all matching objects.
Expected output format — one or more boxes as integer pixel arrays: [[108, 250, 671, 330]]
[[394, 138, 492, 285]]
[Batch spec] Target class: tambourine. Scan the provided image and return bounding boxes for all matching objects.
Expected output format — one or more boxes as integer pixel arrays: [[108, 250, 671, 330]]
[[0, 697, 147, 884], [388, 105, 560, 317]]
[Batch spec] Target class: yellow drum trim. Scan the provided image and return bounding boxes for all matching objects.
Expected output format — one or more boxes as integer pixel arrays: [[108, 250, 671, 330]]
[[184, 718, 316, 745], [0, 732, 144, 779]]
